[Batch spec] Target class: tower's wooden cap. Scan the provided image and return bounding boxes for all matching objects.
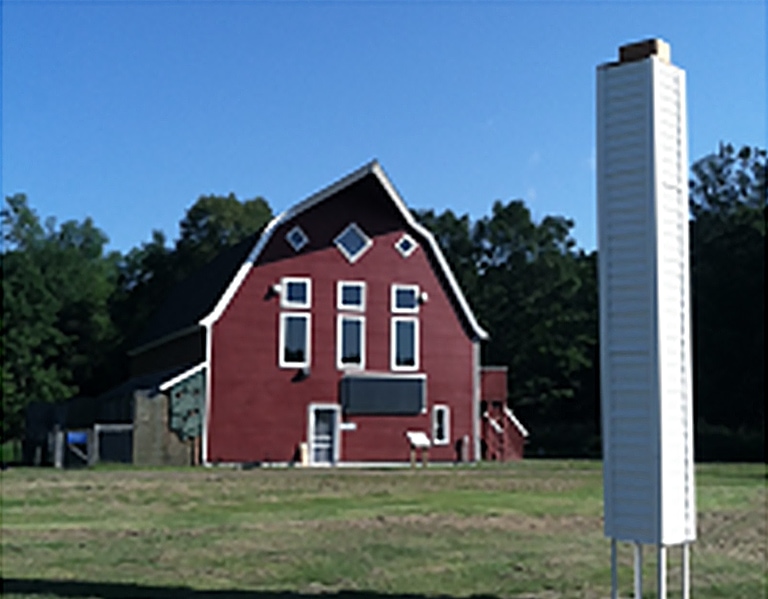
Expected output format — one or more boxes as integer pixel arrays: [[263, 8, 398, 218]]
[[619, 39, 671, 64]]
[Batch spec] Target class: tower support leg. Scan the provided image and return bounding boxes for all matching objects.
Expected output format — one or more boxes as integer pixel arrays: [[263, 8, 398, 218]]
[[657, 544, 667, 599], [610, 538, 618, 599], [682, 542, 691, 599]]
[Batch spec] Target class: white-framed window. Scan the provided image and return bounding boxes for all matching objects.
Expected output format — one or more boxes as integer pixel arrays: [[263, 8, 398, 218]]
[[337, 314, 365, 370], [337, 281, 366, 312], [432, 405, 450, 445], [391, 316, 419, 371], [285, 225, 309, 252], [395, 233, 418, 258], [391, 284, 420, 313], [280, 277, 311, 309], [334, 223, 372, 263], [279, 313, 311, 368]]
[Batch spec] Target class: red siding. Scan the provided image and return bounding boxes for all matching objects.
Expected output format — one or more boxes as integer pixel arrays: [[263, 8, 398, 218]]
[[481, 367, 508, 402], [481, 403, 525, 462], [208, 184, 475, 464]]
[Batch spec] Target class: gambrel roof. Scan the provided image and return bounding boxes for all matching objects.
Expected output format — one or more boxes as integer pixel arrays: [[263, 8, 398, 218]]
[[132, 161, 487, 354]]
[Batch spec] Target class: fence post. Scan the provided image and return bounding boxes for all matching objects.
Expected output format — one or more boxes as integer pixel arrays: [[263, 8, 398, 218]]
[[54, 428, 64, 469], [88, 426, 99, 466]]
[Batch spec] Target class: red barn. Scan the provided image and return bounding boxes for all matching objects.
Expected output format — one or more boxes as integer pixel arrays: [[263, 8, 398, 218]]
[[128, 162, 527, 466]]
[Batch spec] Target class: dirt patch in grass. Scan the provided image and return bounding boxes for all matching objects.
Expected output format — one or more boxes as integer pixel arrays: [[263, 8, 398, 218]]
[[322, 512, 601, 535], [697, 508, 767, 564]]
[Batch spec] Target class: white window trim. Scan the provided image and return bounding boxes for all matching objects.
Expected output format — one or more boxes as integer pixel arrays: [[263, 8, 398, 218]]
[[337, 314, 366, 371], [432, 405, 451, 446], [280, 277, 311, 310], [334, 222, 373, 264], [395, 233, 418, 258], [391, 316, 419, 372], [278, 312, 311, 369], [391, 284, 420, 314], [285, 225, 309, 252], [337, 280, 366, 312]]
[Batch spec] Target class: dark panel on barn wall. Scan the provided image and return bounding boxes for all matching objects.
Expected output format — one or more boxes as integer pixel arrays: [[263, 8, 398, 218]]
[[130, 328, 205, 377], [340, 376, 426, 415]]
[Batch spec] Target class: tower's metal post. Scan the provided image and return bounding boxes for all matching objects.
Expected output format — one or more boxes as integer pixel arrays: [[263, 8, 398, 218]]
[[682, 542, 691, 599], [611, 539, 618, 599], [657, 544, 667, 599], [634, 543, 643, 599]]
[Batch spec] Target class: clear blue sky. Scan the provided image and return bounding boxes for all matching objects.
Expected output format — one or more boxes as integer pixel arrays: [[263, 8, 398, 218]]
[[2, 1, 765, 254]]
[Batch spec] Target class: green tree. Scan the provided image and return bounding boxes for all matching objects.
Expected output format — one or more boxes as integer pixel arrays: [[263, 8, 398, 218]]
[[415, 209, 479, 299], [419, 200, 599, 448], [175, 193, 272, 275], [689, 144, 766, 443], [111, 194, 273, 350], [1, 195, 119, 441], [474, 203, 596, 416]]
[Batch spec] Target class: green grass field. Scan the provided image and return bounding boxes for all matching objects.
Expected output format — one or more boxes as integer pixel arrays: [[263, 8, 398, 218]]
[[1, 461, 765, 598]]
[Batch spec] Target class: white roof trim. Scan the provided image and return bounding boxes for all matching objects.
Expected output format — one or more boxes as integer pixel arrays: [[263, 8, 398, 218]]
[[370, 163, 488, 340], [504, 407, 530, 438], [200, 160, 488, 340], [159, 362, 207, 392]]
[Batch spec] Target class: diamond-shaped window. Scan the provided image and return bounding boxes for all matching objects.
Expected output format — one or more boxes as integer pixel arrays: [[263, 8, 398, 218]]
[[286, 226, 309, 252], [334, 223, 372, 263], [395, 233, 417, 258]]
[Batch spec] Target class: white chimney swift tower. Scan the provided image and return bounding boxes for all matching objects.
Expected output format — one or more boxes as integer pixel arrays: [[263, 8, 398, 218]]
[[597, 39, 696, 599]]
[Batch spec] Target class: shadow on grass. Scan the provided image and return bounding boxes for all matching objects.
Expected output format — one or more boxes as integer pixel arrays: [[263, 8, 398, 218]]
[[2, 579, 500, 599]]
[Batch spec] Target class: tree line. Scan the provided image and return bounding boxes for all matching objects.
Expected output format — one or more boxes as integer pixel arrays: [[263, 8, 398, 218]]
[[2, 144, 764, 460]]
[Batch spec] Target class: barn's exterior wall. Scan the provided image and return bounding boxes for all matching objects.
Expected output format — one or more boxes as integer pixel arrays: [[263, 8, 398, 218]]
[[130, 329, 205, 377], [481, 367, 508, 402], [207, 176, 475, 464]]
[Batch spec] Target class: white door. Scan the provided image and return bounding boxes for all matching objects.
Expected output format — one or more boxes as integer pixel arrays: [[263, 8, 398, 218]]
[[309, 404, 340, 466]]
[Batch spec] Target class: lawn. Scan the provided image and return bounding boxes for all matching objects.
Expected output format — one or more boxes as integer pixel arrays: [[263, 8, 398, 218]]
[[1, 461, 765, 599]]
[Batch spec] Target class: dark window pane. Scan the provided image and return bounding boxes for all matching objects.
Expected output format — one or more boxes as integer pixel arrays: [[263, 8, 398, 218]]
[[397, 236, 414, 255], [286, 281, 307, 305], [315, 410, 334, 434], [342, 284, 362, 307], [435, 409, 446, 441], [338, 228, 366, 257], [284, 316, 307, 363], [395, 320, 415, 366], [341, 319, 362, 364], [396, 288, 417, 310]]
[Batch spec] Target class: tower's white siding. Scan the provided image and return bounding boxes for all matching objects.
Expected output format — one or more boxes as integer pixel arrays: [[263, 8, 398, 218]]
[[597, 53, 696, 546]]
